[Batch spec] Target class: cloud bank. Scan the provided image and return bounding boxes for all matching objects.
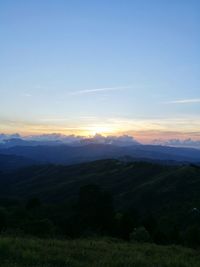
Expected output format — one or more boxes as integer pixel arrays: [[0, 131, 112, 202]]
[[0, 133, 140, 147], [152, 138, 200, 149], [1, 133, 200, 149]]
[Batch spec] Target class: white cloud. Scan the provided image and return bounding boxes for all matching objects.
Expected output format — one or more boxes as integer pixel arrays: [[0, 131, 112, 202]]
[[69, 86, 131, 95], [39, 118, 68, 122], [166, 98, 200, 104], [0, 133, 139, 146], [81, 134, 140, 146], [152, 138, 200, 149]]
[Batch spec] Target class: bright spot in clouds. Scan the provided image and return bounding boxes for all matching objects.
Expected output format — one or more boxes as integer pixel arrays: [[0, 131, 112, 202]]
[[85, 124, 118, 136]]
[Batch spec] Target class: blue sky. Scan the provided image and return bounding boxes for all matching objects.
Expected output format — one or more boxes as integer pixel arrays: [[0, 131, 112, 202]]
[[0, 0, 199, 141]]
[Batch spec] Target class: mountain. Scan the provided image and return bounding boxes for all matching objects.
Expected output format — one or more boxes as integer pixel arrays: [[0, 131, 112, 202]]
[[0, 154, 37, 171], [0, 143, 200, 165]]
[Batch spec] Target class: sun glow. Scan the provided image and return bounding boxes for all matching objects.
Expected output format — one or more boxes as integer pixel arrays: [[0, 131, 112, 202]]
[[86, 125, 117, 136]]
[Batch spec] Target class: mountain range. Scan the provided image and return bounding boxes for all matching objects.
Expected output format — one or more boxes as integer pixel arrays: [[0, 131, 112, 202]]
[[0, 143, 200, 171]]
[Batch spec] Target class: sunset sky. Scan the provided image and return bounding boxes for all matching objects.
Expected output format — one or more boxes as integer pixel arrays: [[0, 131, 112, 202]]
[[0, 0, 199, 142]]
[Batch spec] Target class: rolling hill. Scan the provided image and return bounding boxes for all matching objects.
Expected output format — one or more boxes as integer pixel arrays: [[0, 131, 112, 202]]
[[1, 160, 200, 219]]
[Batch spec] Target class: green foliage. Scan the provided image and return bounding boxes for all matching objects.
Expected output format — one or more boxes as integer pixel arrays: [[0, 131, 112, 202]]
[[0, 208, 7, 232], [78, 184, 115, 234], [130, 227, 151, 243], [2, 160, 200, 219], [22, 219, 54, 237], [0, 237, 200, 267], [1, 160, 200, 247], [26, 197, 41, 210], [184, 225, 200, 248], [115, 210, 138, 240]]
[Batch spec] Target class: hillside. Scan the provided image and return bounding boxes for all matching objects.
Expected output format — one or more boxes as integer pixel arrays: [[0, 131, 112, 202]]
[[0, 237, 200, 267], [1, 160, 200, 217], [1, 160, 200, 246], [0, 154, 37, 171]]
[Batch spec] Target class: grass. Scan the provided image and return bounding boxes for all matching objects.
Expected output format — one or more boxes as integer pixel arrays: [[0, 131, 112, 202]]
[[0, 237, 200, 267]]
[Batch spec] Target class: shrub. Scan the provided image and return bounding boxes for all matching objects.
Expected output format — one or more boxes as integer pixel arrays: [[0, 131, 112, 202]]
[[130, 227, 151, 243], [22, 219, 54, 237]]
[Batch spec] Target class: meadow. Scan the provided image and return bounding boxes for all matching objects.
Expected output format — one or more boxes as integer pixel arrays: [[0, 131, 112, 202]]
[[0, 237, 200, 267]]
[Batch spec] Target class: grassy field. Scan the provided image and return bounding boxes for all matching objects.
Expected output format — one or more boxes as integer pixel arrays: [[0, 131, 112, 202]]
[[0, 237, 200, 267]]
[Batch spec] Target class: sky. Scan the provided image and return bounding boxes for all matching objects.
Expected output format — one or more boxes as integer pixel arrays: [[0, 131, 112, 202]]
[[0, 0, 200, 142]]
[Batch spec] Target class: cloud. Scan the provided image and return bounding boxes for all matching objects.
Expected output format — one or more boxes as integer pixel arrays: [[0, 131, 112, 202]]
[[0, 133, 21, 142], [81, 134, 140, 146], [152, 138, 200, 149], [166, 98, 200, 104], [39, 118, 68, 122], [0, 133, 140, 146], [69, 86, 131, 95], [26, 133, 84, 143], [1, 115, 200, 141], [1, 131, 200, 149], [26, 133, 140, 146]]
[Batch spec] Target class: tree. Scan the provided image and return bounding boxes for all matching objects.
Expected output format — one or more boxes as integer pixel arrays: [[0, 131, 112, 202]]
[[23, 219, 54, 237], [0, 208, 7, 232], [142, 214, 157, 234], [26, 197, 41, 210], [78, 184, 115, 235], [183, 225, 200, 248], [130, 227, 151, 243], [115, 212, 137, 240]]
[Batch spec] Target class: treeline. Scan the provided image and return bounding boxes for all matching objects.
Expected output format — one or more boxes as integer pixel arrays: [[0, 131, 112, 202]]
[[0, 184, 200, 248]]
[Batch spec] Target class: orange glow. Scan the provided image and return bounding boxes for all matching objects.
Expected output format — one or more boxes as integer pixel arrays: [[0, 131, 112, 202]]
[[1, 117, 200, 142]]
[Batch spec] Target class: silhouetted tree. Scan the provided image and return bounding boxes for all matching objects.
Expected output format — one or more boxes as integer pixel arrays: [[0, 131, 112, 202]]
[[116, 211, 137, 240], [23, 219, 54, 237], [26, 197, 41, 210], [183, 225, 200, 248], [0, 208, 7, 232], [142, 214, 157, 234], [78, 184, 115, 235], [130, 227, 151, 243]]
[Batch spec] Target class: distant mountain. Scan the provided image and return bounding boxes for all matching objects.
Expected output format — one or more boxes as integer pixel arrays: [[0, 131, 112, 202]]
[[0, 143, 200, 165], [0, 154, 37, 171]]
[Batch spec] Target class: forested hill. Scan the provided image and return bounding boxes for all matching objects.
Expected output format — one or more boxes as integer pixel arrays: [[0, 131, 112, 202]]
[[1, 160, 200, 216], [1, 159, 200, 246]]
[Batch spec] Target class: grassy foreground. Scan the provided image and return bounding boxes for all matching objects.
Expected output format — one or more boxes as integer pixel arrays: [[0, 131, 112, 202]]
[[0, 237, 200, 267]]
